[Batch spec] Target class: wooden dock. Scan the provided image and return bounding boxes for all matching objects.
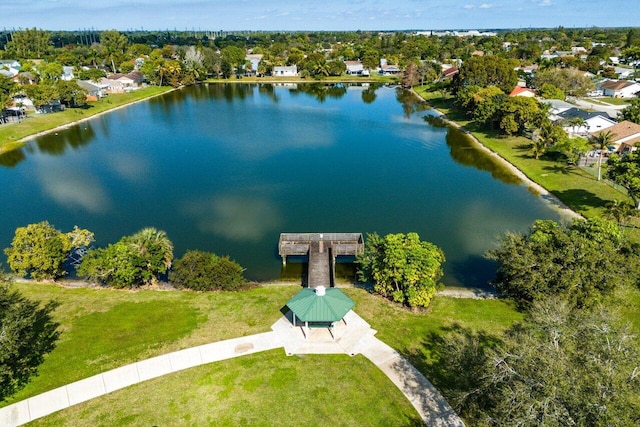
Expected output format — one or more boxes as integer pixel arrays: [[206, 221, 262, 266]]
[[278, 233, 364, 288]]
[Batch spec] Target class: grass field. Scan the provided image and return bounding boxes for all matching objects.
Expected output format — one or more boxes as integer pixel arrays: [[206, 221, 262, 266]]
[[593, 97, 631, 106], [413, 86, 635, 220], [4, 282, 523, 424], [0, 86, 171, 152]]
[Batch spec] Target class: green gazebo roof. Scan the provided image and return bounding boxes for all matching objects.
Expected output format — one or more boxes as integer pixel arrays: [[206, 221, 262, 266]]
[[285, 287, 355, 323]]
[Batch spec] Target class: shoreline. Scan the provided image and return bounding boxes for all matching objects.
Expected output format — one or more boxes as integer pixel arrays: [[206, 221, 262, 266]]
[[4, 87, 176, 148], [411, 89, 583, 221]]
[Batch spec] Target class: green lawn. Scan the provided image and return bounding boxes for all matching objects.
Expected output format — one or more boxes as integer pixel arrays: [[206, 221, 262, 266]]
[[413, 86, 634, 220], [594, 97, 631, 106], [0, 86, 171, 152], [4, 283, 522, 425]]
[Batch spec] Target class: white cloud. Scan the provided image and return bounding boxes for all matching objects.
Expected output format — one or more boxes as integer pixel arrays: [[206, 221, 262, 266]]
[[479, 3, 493, 9], [464, 4, 475, 9]]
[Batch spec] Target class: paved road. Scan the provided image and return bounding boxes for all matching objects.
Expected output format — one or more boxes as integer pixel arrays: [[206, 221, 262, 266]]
[[574, 98, 627, 119]]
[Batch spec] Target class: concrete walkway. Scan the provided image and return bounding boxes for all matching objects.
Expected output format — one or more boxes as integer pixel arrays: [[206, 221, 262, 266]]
[[0, 311, 464, 427]]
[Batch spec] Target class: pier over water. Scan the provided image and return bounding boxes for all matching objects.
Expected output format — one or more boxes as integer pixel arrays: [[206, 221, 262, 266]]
[[278, 233, 364, 288]]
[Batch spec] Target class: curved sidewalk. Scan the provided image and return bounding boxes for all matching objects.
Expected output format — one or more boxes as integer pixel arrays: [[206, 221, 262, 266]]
[[0, 311, 464, 427]]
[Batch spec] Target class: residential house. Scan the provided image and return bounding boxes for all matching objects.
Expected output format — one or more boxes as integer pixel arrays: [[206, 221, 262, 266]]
[[594, 120, 640, 153], [0, 60, 21, 78], [245, 54, 263, 76], [272, 65, 297, 77], [442, 66, 459, 80], [379, 64, 400, 75], [77, 80, 106, 100], [100, 71, 143, 93], [554, 107, 616, 136], [345, 61, 369, 76], [613, 67, 634, 79], [61, 66, 75, 81], [598, 80, 640, 98], [543, 99, 578, 119], [509, 87, 536, 97], [12, 94, 34, 109]]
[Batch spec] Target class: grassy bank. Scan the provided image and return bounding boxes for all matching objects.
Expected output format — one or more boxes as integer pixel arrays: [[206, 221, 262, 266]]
[[0, 86, 171, 153], [4, 283, 522, 424], [205, 74, 399, 84], [414, 86, 634, 220]]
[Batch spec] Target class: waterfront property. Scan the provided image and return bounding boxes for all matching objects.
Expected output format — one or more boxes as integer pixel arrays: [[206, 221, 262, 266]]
[[0, 83, 565, 287]]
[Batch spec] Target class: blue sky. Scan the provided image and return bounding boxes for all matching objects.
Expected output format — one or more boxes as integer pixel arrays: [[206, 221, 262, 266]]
[[1, 0, 638, 31]]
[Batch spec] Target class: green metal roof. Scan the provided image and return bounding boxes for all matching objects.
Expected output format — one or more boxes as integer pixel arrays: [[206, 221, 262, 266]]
[[285, 287, 355, 323]]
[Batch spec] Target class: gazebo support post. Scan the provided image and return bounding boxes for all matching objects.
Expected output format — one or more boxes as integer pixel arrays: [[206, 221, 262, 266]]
[[305, 321, 309, 340]]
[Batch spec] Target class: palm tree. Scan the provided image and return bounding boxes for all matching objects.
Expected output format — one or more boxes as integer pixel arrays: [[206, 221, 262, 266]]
[[590, 130, 614, 181], [569, 117, 587, 137], [128, 228, 174, 286]]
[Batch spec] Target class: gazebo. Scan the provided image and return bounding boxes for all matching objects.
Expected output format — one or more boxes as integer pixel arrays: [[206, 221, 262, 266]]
[[285, 286, 355, 340]]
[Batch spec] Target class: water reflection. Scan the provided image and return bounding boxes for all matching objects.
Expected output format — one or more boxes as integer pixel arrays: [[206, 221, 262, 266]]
[[362, 85, 378, 104], [445, 126, 521, 185], [182, 194, 283, 242], [104, 152, 152, 184], [0, 148, 26, 168], [289, 83, 348, 103], [396, 88, 430, 118], [32, 122, 95, 155], [36, 161, 111, 213]]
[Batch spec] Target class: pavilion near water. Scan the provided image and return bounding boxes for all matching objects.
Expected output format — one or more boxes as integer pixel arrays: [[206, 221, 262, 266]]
[[285, 285, 355, 341]]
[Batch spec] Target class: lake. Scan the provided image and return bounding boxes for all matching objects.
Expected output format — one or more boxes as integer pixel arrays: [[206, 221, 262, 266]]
[[0, 83, 565, 288]]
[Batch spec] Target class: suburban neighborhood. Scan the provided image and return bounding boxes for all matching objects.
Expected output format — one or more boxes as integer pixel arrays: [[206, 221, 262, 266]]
[[1, 22, 640, 427]]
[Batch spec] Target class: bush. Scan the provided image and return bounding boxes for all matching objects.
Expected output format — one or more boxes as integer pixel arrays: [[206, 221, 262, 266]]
[[77, 227, 173, 288], [0, 272, 60, 401], [170, 250, 246, 291], [357, 232, 445, 308]]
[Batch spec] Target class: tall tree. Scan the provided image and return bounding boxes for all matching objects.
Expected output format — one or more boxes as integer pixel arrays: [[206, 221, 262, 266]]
[[0, 279, 60, 402], [100, 30, 128, 73], [357, 232, 445, 308], [4, 222, 94, 281], [401, 61, 419, 88], [590, 130, 614, 181], [456, 55, 519, 93], [487, 219, 633, 309], [606, 152, 640, 209], [440, 300, 640, 426], [619, 98, 640, 124]]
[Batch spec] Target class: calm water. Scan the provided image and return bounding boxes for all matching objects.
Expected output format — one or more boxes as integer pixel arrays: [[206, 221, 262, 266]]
[[0, 83, 564, 287]]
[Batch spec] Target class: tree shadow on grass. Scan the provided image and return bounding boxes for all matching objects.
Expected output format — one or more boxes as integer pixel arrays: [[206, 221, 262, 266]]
[[541, 164, 580, 176], [552, 188, 610, 212], [400, 323, 501, 392]]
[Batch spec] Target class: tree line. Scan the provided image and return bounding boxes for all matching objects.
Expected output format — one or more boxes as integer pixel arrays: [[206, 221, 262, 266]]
[[3, 221, 247, 292]]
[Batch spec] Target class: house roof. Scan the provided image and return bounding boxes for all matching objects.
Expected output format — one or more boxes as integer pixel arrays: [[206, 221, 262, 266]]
[[509, 86, 536, 97], [595, 120, 640, 142], [442, 67, 459, 77], [599, 80, 638, 91], [285, 287, 354, 323], [557, 108, 610, 121]]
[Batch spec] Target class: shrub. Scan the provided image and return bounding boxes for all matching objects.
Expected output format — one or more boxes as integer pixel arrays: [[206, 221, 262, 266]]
[[170, 250, 246, 291]]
